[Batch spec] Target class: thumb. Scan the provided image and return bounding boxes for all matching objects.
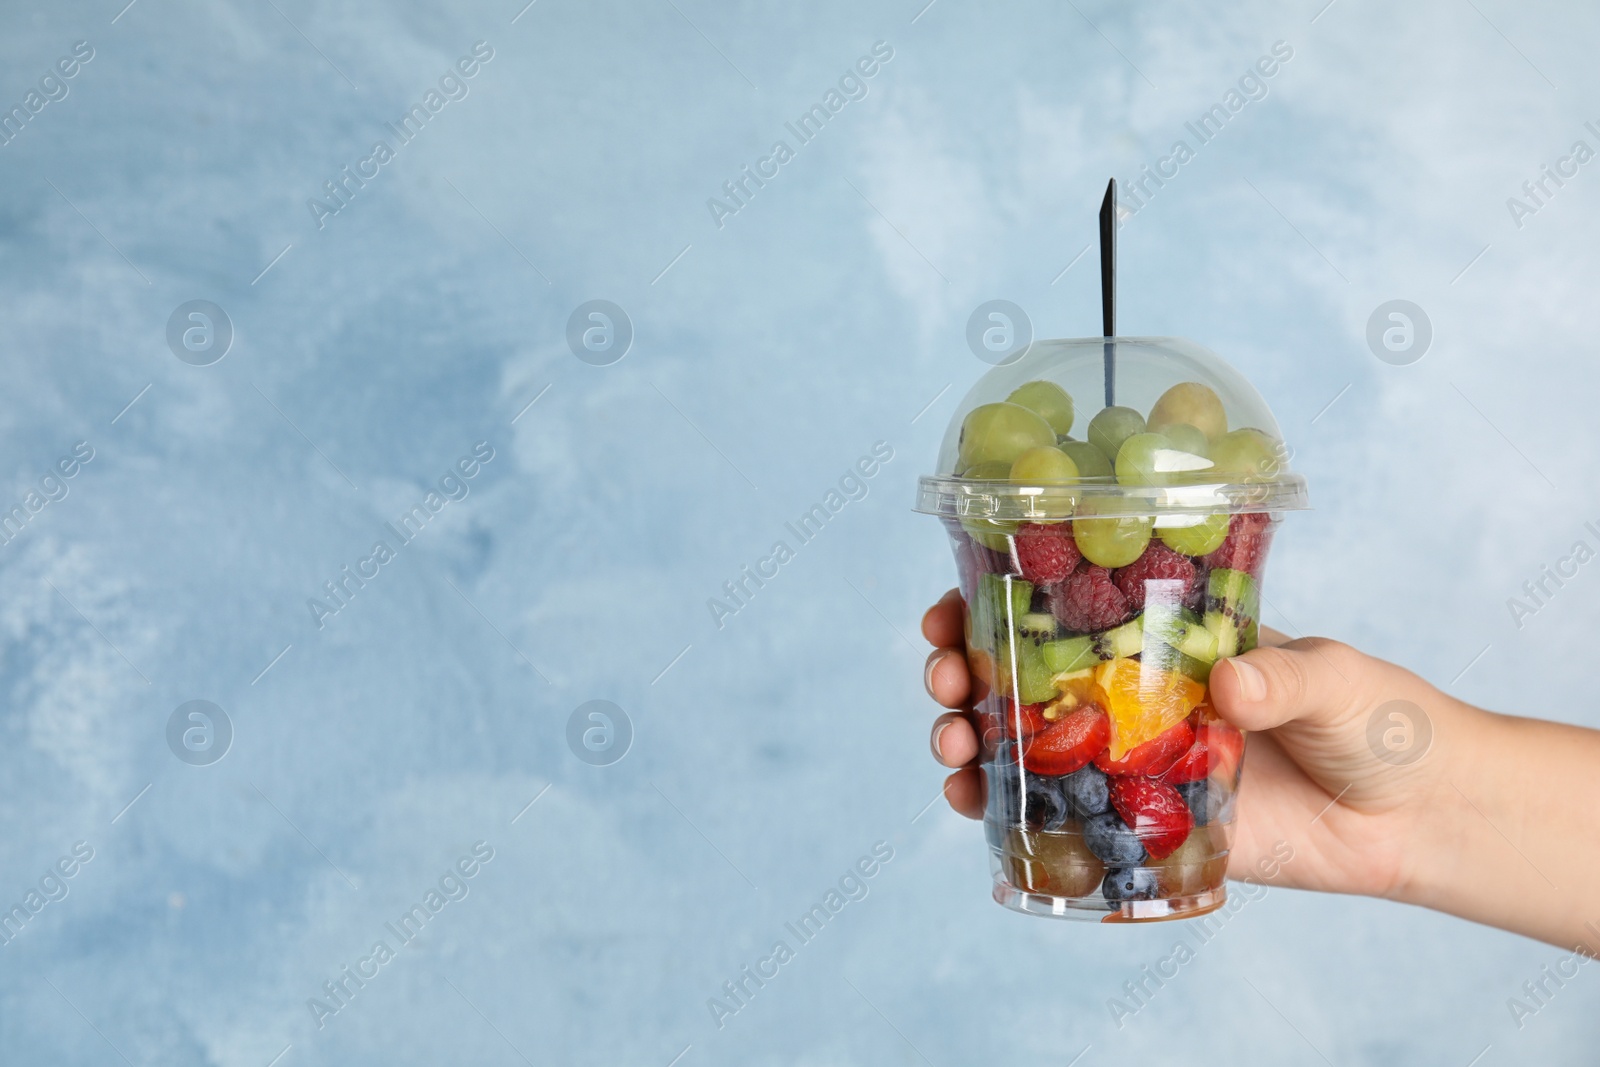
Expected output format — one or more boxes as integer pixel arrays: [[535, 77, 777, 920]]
[[1209, 638, 1368, 732]]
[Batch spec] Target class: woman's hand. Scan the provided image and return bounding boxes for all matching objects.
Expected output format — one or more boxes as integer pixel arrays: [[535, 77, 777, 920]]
[[922, 587, 1600, 949]]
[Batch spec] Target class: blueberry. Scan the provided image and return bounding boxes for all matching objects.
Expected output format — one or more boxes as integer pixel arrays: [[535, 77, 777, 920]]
[[1022, 774, 1070, 831], [1083, 812, 1147, 866], [1176, 780, 1227, 826], [1174, 780, 1208, 823], [1102, 867, 1159, 903], [1061, 763, 1109, 817]]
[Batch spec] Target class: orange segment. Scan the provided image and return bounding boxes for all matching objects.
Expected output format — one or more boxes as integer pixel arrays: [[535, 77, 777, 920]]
[[1094, 658, 1204, 759]]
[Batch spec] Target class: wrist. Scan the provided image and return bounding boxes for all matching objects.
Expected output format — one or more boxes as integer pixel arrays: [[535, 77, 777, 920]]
[[1396, 700, 1600, 949], [1388, 695, 1498, 912]]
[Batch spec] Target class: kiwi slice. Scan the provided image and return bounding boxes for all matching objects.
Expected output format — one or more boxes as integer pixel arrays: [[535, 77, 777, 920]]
[[1145, 613, 1220, 664], [1173, 650, 1214, 685], [1206, 568, 1259, 620], [1095, 617, 1145, 660], [1013, 637, 1060, 704], [1204, 612, 1245, 659], [973, 574, 1034, 653], [1016, 612, 1058, 638], [1041, 635, 1097, 674]]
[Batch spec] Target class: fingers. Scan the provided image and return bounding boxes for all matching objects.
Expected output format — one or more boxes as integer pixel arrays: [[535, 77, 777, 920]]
[[924, 648, 971, 709], [923, 588, 983, 821], [942, 767, 985, 820], [921, 589, 965, 648], [930, 712, 979, 767], [1209, 638, 1368, 732]]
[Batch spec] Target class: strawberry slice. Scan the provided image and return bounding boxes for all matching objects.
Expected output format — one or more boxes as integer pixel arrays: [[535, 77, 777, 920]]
[[1204, 721, 1245, 782], [1002, 700, 1050, 741], [1021, 705, 1110, 777], [1157, 737, 1209, 784], [1108, 777, 1194, 860], [1094, 719, 1194, 777], [1158, 721, 1244, 785]]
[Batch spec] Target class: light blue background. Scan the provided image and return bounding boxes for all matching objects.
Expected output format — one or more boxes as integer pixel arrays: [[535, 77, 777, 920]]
[[2, 0, 1598, 1063]]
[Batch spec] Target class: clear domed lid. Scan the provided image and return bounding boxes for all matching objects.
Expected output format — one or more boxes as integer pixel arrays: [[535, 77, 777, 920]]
[[915, 336, 1309, 521]]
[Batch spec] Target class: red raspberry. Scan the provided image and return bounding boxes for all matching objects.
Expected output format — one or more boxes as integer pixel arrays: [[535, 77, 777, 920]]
[[1204, 513, 1271, 574], [1112, 540, 1197, 612], [1048, 562, 1131, 633], [1014, 522, 1080, 584]]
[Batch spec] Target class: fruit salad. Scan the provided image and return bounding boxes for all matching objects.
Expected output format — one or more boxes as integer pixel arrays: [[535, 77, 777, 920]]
[[947, 377, 1281, 921]]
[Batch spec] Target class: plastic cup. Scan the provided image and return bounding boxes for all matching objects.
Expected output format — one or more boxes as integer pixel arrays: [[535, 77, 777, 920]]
[[915, 337, 1308, 922]]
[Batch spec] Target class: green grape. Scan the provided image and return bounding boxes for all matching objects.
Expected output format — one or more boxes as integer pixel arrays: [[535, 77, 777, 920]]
[[1006, 381, 1075, 436], [1114, 432, 1215, 488], [1209, 427, 1284, 482], [1158, 513, 1230, 556], [1009, 446, 1079, 484], [1160, 422, 1209, 459], [1058, 439, 1113, 479], [959, 459, 1011, 479], [1011, 446, 1078, 519], [957, 402, 1056, 470], [1114, 432, 1170, 487], [1086, 406, 1146, 464], [1072, 501, 1153, 567], [1148, 382, 1227, 441], [961, 520, 1015, 551]]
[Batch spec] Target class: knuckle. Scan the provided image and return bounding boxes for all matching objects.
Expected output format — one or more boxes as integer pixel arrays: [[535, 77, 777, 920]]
[[1270, 646, 1316, 706], [1299, 635, 1356, 662], [1280, 636, 1371, 711]]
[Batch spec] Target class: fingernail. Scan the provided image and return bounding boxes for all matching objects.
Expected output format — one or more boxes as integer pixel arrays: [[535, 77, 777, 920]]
[[1231, 658, 1267, 702], [931, 722, 951, 760], [924, 653, 945, 694]]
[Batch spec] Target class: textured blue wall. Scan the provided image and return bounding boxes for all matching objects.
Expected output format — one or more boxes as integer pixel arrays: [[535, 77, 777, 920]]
[[1, 0, 1596, 1063]]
